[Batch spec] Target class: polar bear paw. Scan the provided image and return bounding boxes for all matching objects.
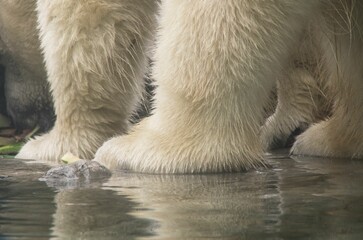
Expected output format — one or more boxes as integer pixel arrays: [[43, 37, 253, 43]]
[[93, 121, 267, 174], [291, 120, 363, 158], [290, 125, 330, 157], [16, 129, 102, 163]]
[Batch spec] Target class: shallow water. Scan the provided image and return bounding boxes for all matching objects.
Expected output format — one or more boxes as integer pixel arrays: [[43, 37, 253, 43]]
[[1, 151, 363, 240]]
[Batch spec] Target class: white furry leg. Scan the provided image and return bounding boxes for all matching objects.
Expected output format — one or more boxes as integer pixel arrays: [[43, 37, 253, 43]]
[[94, 0, 321, 173], [17, 0, 157, 163], [292, 1, 363, 158], [261, 68, 325, 150], [95, 112, 267, 173], [291, 116, 363, 158]]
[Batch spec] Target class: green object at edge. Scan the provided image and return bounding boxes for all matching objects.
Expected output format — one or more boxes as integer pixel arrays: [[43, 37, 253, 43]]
[[0, 143, 23, 155]]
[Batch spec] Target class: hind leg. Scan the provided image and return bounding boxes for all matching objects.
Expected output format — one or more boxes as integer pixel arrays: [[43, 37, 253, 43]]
[[261, 68, 323, 150], [292, 3, 363, 158]]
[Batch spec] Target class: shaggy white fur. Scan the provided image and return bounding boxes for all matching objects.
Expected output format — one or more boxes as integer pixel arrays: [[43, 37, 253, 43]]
[[14, 0, 363, 173], [17, 0, 158, 161], [261, 32, 331, 150]]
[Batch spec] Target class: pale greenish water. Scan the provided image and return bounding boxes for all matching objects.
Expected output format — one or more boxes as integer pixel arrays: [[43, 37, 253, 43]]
[[1, 151, 363, 239]]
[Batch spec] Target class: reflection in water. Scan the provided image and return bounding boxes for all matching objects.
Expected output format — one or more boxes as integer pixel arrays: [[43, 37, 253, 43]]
[[0, 179, 55, 240], [51, 188, 156, 240], [104, 171, 280, 239], [1, 153, 363, 239], [0, 159, 156, 240], [0, 159, 56, 240], [279, 156, 363, 239]]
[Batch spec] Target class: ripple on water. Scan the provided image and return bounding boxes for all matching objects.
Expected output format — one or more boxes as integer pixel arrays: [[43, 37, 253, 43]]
[[0, 153, 363, 239]]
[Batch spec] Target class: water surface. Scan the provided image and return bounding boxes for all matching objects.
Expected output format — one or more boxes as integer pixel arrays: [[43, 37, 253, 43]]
[[1, 151, 363, 239]]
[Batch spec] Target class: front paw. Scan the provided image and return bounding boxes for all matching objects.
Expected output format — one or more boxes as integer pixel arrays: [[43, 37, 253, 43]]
[[16, 128, 102, 163], [94, 124, 266, 173], [16, 132, 60, 162]]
